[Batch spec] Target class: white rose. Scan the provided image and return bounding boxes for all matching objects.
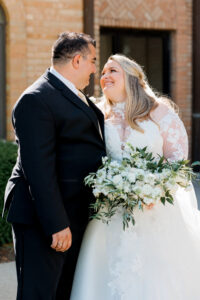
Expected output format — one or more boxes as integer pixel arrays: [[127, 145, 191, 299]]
[[112, 174, 123, 188], [145, 173, 156, 184], [132, 186, 142, 195], [123, 181, 131, 193], [152, 186, 163, 197], [135, 169, 145, 177], [128, 173, 136, 183], [121, 171, 128, 178], [110, 160, 120, 168], [142, 184, 154, 196], [130, 167, 138, 173]]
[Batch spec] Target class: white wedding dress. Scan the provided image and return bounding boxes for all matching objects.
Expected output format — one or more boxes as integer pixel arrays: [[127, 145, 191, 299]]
[[70, 101, 200, 300]]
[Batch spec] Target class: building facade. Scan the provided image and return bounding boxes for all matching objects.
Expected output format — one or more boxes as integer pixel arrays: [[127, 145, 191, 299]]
[[0, 0, 199, 160]]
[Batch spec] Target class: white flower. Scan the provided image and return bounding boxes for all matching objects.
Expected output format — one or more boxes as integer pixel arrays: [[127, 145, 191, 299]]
[[101, 186, 110, 196], [134, 169, 145, 177], [164, 181, 178, 194], [96, 170, 106, 183], [152, 186, 163, 197], [110, 160, 120, 168], [93, 188, 101, 197], [87, 144, 193, 230], [112, 174, 123, 189], [142, 184, 154, 196], [107, 172, 114, 181], [132, 185, 142, 195], [144, 173, 156, 184], [128, 173, 136, 183], [102, 156, 108, 164], [121, 171, 128, 178], [123, 181, 131, 193], [130, 167, 138, 173], [159, 169, 171, 180], [135, 158, 147, 169], [143, 197, 154, 205], [123, 151, 131, 159]]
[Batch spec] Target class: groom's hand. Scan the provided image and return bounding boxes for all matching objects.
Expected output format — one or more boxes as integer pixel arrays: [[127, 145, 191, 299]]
[[51, 227, 72, 252]]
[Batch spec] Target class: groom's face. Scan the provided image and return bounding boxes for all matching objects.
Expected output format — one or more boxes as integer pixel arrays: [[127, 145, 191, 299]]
[[77, 44, 96, 89]]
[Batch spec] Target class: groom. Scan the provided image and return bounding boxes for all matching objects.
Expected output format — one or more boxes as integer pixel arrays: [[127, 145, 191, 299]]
[[3, 32, 106, 299]]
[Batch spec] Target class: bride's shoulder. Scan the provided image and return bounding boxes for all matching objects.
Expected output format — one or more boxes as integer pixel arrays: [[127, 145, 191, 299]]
[[151, 97, 179, 123]]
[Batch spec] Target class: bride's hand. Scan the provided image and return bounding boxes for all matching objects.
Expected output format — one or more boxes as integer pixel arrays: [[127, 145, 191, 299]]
[[143, 203, 155, 210]]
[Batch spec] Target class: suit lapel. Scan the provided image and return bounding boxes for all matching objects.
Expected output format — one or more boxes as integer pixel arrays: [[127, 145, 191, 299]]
[[44, 70, 105, 142], [87, 97, 105, 142]]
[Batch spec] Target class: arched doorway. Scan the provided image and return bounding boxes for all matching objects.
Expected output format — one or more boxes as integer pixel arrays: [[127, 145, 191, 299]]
[[0, 5, 6, 139]]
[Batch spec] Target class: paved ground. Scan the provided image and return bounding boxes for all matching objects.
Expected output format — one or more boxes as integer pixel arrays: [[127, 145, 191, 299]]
[[0, 181, 200, 300], [0, 261, 17, 300]]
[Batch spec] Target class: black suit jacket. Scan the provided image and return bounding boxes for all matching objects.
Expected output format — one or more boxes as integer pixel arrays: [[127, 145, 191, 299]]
[[3, 70, 106, 236]]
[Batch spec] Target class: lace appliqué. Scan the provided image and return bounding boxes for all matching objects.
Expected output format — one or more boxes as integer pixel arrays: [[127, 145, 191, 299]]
[[158, 111, 188, 161], [104, 102, 164, 161], [107, 222, 145, 300], [99, 100, 188, 162]]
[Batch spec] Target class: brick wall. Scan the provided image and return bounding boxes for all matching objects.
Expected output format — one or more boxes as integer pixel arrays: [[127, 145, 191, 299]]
[[1, 0, 83, 140], [2, 0, 192, 151]]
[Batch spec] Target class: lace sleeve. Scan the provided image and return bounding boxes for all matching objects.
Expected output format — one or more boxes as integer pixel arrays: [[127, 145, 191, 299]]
[[152, 103, 188, 161]]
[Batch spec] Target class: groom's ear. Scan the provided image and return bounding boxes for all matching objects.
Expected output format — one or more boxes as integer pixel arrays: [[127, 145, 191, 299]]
[[72, 54, 81, 70]]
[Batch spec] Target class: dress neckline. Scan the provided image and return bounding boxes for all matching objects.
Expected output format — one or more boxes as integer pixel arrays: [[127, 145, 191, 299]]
[[110, 101, 126, 119]]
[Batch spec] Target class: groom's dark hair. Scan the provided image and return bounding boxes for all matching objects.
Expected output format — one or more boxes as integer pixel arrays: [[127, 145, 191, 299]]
[[52, 32, 96, 65]]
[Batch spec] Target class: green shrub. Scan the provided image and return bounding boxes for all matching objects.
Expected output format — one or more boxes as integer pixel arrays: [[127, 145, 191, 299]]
[[0, 140, 17, 246]]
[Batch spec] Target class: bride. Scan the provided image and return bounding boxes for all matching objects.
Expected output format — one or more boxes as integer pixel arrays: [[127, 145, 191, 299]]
[[70, 54, 200, 300]]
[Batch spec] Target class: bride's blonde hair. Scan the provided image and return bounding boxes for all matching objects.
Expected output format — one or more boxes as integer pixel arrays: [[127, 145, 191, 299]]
[[103, 54, 160, 133]]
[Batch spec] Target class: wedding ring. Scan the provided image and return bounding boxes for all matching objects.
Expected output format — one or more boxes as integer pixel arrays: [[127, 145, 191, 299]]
[[57, 242, 62, 247]]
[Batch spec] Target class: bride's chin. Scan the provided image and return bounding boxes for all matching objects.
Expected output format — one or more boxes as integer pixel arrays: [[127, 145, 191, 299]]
[[103, 90, 115, 100]]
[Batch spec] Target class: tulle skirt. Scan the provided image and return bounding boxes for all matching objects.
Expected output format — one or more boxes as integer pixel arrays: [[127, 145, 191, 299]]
[[70, 186, 200, 300]]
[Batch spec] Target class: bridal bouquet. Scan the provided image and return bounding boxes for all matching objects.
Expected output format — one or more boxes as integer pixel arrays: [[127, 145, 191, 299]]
[[85, 144, 197, 230]]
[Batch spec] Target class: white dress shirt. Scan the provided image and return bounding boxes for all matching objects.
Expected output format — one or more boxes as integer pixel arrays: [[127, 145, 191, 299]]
[[50, 66, 78, 96]]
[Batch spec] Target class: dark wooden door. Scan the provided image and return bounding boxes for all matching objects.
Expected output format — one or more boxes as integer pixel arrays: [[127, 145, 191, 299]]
[[100, 28, 171, 96]]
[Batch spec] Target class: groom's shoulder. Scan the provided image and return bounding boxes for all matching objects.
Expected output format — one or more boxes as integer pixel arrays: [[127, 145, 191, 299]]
[[15, 71, 58, 106], [24, 72, 55, 97], [12, 76, 57, 118]]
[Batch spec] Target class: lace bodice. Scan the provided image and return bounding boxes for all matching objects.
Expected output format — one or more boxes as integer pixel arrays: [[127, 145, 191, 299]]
[[71, 101, 199, 300], [98, 101, 188, 162]]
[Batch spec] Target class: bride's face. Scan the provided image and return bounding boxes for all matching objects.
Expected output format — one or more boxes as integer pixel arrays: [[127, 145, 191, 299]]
[[100, 60, 127, 103]]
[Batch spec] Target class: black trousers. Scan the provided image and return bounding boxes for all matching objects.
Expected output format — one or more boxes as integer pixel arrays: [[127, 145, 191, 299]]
[[12, 223, 84, 300]]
